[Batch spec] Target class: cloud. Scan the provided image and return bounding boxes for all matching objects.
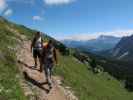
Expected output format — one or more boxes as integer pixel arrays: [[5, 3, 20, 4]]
[[32, 16, 43, 21], [44, 0, 75, 5], [60, 29, 133, 41], [4, 9, 12, 16], [0, 0, 13, 16], [0, 0, 7, 13]]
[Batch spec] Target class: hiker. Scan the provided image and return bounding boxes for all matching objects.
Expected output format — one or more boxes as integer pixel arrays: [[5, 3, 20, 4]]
[[31, 32, 43, 72], [42, 40, 58, 89]]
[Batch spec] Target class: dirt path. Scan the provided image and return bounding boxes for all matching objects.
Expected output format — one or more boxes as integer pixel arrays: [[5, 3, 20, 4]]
[[17, 40, 68, 100]]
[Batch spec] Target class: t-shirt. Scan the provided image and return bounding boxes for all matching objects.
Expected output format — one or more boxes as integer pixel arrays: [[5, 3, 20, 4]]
[[34, 37, 42, 48]]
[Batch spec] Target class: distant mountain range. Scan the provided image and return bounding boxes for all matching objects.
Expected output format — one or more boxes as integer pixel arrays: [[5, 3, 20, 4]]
[[61, 35, 121, 52], [108, 35, 133, 60]]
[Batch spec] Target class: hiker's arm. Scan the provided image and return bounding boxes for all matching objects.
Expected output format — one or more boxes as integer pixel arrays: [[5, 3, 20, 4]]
[[41, 37, 43, 47], [31, 43, 33, 52], [54, 49, 58, 64], [40, 48, 45, 66]]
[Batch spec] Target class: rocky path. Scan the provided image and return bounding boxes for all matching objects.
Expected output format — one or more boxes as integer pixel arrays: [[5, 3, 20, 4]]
[[17, 40, 68, 100]]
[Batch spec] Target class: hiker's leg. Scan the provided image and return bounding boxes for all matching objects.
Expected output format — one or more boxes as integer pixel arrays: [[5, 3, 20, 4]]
[[47, 67, 52, 89], [49, 63, 54, 79], [47, 63, 54, 89], [34, 58, 37, 67], [44, 61, 53, 89], [39, 57, 43, 72], [44, 64, 49, 83], [38, 49, 43, 72], [33, 49, 38, 67]]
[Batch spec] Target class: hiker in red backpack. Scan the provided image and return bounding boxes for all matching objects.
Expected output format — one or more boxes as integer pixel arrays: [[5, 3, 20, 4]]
[[31, 32, 43, 72], [42, 40, 58, 89]]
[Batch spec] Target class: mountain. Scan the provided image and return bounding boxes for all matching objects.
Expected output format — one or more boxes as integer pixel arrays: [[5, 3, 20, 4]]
[[61, 35, 121, 52], [109, 35, 133, 60]]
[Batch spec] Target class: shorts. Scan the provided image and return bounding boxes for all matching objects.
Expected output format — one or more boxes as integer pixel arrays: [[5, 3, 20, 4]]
[[33, 48, 42, 58]]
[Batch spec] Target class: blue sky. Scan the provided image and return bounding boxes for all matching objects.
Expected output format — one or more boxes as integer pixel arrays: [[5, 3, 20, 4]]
[[1, 0, 133, 40]]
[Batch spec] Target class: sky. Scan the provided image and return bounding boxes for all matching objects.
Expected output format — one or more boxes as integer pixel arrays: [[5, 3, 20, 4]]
[[1, 0, 133, 40]]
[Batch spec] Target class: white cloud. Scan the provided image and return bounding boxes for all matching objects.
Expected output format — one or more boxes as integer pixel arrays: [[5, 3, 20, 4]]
[[44, 0, 75, 5], [4, 9, 12, 16], [0, 0, 7, 13], [0, 0, 13, 16], [60, 29, 133, 41], [32, 16, 43, 21]]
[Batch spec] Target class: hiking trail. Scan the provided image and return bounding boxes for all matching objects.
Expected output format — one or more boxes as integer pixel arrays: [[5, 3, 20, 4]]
[[17, 36, 78, 100]]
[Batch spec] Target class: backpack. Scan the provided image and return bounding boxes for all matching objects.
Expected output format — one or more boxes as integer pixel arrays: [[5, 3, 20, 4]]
[[43, 42, 48, 48], [43, 42, 55, 59]]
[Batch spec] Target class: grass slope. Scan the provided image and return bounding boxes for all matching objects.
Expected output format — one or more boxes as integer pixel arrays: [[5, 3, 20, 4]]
[[55, 55, 133, 100], [0, 17, 35, 99], [0, 16, 66, 99]]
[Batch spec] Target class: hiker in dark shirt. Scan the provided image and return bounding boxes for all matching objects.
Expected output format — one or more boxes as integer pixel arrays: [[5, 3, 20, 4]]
[[42, 40, 58, 89]]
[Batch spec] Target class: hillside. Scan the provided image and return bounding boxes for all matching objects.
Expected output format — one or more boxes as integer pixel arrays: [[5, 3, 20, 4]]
[[55, 55, 133, 100], [0, 17, 133, 100], [0, 16, 32, 99]]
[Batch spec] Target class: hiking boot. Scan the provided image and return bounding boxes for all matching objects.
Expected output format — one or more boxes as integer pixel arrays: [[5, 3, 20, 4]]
[[39, 69, 43, 72], [46, 78, 52, 89], [34, 63, 37, 68], [49, 85, 52, 90], [39, 66, 43, 72], [48, 82, 52, 90]]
